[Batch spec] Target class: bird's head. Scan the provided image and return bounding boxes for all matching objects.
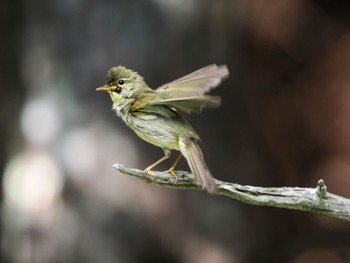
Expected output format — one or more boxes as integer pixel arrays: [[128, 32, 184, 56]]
[[96, 66, 145, 106]]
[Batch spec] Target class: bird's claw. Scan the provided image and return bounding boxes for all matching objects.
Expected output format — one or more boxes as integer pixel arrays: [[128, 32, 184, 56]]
[[166, 169, 178, 183], [144, 169, 156, 183], [144, 168, 177, 183]]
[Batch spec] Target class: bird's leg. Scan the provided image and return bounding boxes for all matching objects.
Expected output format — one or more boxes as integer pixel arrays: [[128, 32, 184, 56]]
[[144, 149, 171, 177], [166, 153, 182, 182]]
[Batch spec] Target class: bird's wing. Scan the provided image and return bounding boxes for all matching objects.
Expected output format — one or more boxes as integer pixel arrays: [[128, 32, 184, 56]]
[[132, 65, 228, 114], [156, 64, 229, 97], [145, 96, 221, 114]]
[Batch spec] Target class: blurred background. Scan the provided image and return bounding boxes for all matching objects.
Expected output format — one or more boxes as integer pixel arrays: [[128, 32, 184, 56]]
[[1, 0, 350, 262]]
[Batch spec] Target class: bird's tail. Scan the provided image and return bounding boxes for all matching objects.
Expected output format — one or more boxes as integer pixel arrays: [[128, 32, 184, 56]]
[[179, 137, 218, 194]]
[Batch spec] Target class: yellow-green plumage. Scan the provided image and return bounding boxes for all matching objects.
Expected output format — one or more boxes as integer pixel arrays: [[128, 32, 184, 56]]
[[97, 65, 229, 194]]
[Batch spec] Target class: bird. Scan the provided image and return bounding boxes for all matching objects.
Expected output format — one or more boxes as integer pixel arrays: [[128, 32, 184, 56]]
[[96, 64, 229, 194]]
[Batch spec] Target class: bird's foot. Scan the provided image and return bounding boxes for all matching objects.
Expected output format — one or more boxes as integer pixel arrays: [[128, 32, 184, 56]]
[[144, 168, 156, 182], [165, 168, 178, 183]]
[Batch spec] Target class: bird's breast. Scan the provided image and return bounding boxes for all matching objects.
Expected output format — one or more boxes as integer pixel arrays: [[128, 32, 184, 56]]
[[127, 112, 181, 150]]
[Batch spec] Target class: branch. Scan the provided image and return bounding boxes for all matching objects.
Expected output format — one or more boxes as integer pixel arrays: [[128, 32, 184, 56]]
[[113, 164, 350, 222]]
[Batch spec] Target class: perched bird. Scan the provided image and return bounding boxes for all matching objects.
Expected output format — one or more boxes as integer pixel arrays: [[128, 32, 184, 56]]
[[96, 64, 229, 194]]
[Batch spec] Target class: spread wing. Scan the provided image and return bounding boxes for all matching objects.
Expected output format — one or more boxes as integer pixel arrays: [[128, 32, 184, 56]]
[[156, 64, 229, 96], [133, 64, 229, 114]]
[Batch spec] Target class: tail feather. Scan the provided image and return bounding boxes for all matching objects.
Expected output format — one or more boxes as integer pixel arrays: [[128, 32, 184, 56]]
[[179, 137, 218, 194]]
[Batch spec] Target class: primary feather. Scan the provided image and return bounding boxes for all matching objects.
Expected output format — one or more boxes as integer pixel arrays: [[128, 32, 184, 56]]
[[156, 64, 229, 96]]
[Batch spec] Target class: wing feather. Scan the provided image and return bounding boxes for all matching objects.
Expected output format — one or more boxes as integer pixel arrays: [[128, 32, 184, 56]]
[[156, 64, 229, 97], [132, 64, 228, 114], [149, 96, 221, 114]]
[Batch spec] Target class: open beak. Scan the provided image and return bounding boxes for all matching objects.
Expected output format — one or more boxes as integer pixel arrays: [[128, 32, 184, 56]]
[[96, 85, 117, 91]]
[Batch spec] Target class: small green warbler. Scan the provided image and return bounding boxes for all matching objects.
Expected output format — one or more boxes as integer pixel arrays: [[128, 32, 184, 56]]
[[96, 64, 229, 194]]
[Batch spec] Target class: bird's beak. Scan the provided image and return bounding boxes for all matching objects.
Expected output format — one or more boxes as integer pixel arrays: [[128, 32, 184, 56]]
[[96, 85, 117, 91]]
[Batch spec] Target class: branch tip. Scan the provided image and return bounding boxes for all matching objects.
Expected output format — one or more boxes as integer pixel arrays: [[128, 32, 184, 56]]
[[316, 179, 328, 199]]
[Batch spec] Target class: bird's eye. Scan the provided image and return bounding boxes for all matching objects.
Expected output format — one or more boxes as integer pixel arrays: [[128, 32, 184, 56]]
[[118, 80, 124, 85]]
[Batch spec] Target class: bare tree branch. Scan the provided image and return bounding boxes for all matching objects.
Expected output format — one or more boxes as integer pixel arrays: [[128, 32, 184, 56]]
[[113, 163, 350, 222]]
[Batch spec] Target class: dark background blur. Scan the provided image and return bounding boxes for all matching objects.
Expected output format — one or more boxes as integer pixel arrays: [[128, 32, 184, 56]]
[[1, 0, 350, 262]]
